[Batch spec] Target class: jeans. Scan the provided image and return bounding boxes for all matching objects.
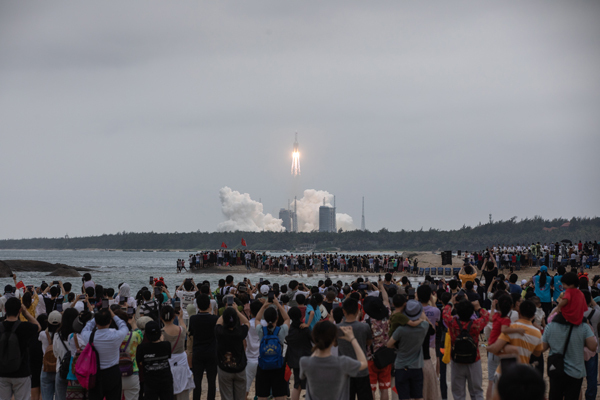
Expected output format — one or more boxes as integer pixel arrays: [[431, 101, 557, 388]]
[[450, 360, 484, 400], [40, 371, 56, 400], [192, 356, 218, 400], [585, 354, 598, 400], [55, 372, 68, 400]]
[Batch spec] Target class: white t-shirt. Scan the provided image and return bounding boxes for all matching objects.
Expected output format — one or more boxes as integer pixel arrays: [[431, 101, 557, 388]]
[[246, 318, 268, 363], [176, 290, 197, 320]]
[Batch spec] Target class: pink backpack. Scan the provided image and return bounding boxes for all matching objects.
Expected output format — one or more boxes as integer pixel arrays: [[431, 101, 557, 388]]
[[75, 329, 99, 389]]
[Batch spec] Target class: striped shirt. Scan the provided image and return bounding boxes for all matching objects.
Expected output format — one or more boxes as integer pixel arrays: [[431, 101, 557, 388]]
[[496, 319, 543, 374]]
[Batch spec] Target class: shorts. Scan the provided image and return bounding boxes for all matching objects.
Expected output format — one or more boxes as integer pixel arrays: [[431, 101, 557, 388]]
[[255, 366, 287, 398], [368, 360, 392, 391], [292, 367, 306, 390], [395, 368, 423, 400], [487, 353, 500, 381]]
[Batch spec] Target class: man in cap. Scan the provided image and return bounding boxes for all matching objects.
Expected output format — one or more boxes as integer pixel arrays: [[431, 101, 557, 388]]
[[386, 299, 430, 400]]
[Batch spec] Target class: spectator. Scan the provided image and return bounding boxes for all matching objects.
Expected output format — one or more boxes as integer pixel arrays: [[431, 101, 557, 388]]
[[136, 321, 173, 400], [53, 308, 79, 400], [215, 306, 250, 400], [115, 310, 142, 400], [442, 297, 489, 400], [244, 301, 265, 399], [161, 305, 194, 400], [39, 310, 62, 400], [300, 322, 368, 399], [582, 291, 600, 400], [492, 364, 544, 400], [188, 294, 219, 400], [80, 308, 129, 400], [386, 299, 429, 400], [338, 298, 373, 400], [0, 297, 41, 400], [285, 306, 312, 400]]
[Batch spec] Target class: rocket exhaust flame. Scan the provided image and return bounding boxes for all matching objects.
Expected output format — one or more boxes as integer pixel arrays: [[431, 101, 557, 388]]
[[291, 133, 301, 176]]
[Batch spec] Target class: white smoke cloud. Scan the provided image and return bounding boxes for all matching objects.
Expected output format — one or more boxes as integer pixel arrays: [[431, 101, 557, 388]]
[[291, 189, 355, 232], [217, 187, 285, 232], [217, 187, 355, 232]]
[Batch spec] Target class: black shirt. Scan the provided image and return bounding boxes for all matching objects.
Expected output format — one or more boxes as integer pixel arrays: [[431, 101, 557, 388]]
[[482, 268, 498, 291], [136, 341, 172, 384], [0, 320, 39, 378], [215, 324, 249, 373], [285, 325, 312, 368], [189, 313, 218, 358]]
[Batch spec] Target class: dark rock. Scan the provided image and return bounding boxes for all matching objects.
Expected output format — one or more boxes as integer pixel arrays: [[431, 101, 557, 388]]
[[0, 261, 13, 278], [0, 260, 94, 274]]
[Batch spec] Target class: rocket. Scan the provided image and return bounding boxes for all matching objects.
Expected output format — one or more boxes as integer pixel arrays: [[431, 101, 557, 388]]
[[291, 132, 301, 176]]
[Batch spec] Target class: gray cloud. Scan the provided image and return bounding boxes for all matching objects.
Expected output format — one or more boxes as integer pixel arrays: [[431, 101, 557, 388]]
[[0, 1, 599, 239]]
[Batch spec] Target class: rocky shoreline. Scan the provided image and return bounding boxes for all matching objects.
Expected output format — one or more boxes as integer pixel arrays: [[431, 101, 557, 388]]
[[0, 260, 94, 278]]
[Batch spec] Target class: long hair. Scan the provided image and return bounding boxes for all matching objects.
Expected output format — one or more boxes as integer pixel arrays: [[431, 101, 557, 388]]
[[538, 271, 547, 288], [222, 307, 239, 330], [264, 307, 278, 331], [58, 308, 79, 341]]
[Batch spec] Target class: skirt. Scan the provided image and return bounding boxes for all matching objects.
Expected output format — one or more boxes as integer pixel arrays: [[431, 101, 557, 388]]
[[422, 358, 441, 400]]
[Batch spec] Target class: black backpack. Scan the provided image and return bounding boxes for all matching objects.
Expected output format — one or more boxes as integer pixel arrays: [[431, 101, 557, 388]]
[[58, 335, 72, 380], [451, 321, 477, 364], [0, 321, 22, 373]]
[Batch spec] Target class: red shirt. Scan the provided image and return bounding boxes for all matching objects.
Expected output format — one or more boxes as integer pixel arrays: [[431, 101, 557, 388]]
[[443, 305, 489, 362], [489, 313, 511, 345], [562, 288, 587, 325]]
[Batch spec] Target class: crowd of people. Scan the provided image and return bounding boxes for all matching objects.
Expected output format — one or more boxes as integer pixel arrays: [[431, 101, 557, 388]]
[[0, 241, 599, 400]]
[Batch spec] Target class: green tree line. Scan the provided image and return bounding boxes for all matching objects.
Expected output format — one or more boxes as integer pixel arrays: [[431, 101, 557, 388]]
[[1, 216, 598, 252]]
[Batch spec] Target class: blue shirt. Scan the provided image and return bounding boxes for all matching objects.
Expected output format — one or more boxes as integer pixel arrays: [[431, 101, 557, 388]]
[[533, 276, 552, 303], [305, 305, 321, 331], [552, 275, 564, 302]]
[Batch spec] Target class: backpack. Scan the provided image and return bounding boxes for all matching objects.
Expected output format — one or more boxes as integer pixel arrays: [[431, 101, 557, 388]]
[[70, 334, 83, 376], [75, 329, 99, 389], [0, 321, 21, 374], [258, 326, 284, 370], [43, 331, 57, 372], [451, 321, 477, 364], [119, 333, 134, 377], [142, 302, 160, 323], [58, 335, 71, 380]]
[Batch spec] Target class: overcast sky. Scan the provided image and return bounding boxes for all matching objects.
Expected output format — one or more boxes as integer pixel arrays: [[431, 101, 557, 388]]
[[1, 1, 599, 239]]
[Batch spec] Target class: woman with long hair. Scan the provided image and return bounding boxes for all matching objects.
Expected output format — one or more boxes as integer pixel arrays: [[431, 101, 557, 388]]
[[254, 298, 290, 400], [299, 321, 368, 399], [39, 311, 62, 400], [215, 304, 250, 400], [161, 305, 195, 400], [531, 265, 552, 316], [54, 308, 79, 400]]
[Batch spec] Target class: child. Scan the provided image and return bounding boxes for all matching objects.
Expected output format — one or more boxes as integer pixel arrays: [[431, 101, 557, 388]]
[[488, 294, 525, 346], [388, 293, 428, 336], [530, 296, 546, 331], [555, 272, 587, 325]]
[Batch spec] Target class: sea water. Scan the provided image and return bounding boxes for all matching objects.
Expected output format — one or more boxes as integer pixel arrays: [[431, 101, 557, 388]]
[[0, 249, 422, 292]]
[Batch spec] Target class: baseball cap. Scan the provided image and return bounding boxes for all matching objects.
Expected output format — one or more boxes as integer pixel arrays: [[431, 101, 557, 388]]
[[4, 285, 13, 294], [48, 311, 62, 325], [260, 285, 270, 295], [136, 316, 153, 331], [145, 321, 161, 341], [404, 300, 423, 321]]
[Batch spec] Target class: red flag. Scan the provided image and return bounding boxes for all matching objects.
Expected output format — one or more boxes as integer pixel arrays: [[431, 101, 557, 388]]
[[241, 238, 247, 247], [221, 242, 227, 248], [15, 281, 25, 290]]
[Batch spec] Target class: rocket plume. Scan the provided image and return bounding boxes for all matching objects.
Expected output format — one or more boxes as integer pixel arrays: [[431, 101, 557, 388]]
[[291, 132, 301, 176]]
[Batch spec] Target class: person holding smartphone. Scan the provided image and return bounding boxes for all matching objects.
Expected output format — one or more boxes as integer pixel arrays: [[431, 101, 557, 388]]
[[215, 300, 250, 400]]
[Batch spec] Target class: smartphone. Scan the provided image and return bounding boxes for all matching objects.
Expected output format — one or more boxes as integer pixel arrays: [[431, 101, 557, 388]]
[[332, 302, 340, 309], [268, 291, 274, 303], [430, 283, 438, 293], [154, 286, 162, 297], [408, 288, 415, 298], [79, 294, 86, 300], [174, 300, 181, 312], [149, 276, 154, 285], [378, 275, 381, 281], [56, 302, 63, 312], [500, 356, 517, 373], [119, 298, 126, 305], [365, 277, 369, 282], [101, 299, 109, 309], [127, 306, 134, 315], [227, 296, 234, 306], [81, 278, 85, 283], [52, 281, 59, 285], [244, 278, 247, 283], [259, 278, 263, 283]]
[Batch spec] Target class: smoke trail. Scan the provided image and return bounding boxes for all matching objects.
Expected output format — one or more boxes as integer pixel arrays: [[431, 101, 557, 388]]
[[217, 187, 285, 232], [217, 187, 354, 232]]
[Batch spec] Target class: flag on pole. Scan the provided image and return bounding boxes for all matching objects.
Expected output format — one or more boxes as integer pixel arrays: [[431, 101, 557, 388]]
[[221, 242, 227, 248], [241, 238, 247, 247]]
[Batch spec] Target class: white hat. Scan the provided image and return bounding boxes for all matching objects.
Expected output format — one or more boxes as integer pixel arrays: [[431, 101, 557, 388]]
[[48, 311, 62, 325], [521, 279, 527, 285], [260, 285, 270, 295]]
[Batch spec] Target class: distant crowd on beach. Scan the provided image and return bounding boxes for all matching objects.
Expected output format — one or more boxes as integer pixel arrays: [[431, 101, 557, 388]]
[[179, 240, 600, 274]]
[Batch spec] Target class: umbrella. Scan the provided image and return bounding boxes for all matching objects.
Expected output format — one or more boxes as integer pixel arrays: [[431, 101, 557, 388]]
[[560, 239, 572, 244]]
